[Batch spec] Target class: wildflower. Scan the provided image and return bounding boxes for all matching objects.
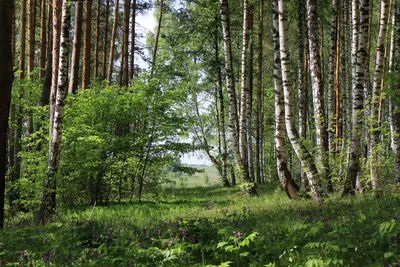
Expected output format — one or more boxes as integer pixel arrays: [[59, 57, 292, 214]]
[[1, 260, 5, 266], [127, 261, 133, 267], [168, 239, 174, 247], [181, 228, 189, 236], [190, 238, 197, 244], [42, 252, 50, 263]]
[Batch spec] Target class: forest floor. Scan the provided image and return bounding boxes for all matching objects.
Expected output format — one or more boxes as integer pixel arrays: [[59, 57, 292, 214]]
[[1, 182, 400, 266]]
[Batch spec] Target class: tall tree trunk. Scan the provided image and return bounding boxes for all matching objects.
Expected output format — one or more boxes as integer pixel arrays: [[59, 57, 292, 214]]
[[370, 0, 389, 192], [28, 0, 36, 75], [68, 1, 83, 94], [122, 0, 130, 86], [20, 0, 27, 80], [0, 0, 14, 229], [150, 0, 164, 78], [12, 0, 16, 66], [49, 0, 61, 133], [328, 0, 339, 151], [394, 5, 400, 184], [256, 0, 264, 185], [278, 0, 321, 203], [298, 0, 308, 188], [82, 0, 92, 89], [307, 0, 331, 192], [40, 7, 52, 107], [39, 0, 46, 79], [107, 0, 119, 82], [220, 0, 254, 192], [39, 0, 70, 224], [94, 0, 101, 78], [246, 8, 254, 182], [130, 0, 136, 80], [215, 19, 229, 186], [239, 0, 250, 180], [273, 0, 299, 199], [344, 0, 370, 195], [102, 0, 110, 79]]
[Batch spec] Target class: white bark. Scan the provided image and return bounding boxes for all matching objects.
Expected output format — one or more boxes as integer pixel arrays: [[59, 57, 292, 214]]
[[278, 0, 321, 202]]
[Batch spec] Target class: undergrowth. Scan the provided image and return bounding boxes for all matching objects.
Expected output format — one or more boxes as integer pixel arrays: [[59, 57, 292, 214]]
[[1, 185, 399, 266]]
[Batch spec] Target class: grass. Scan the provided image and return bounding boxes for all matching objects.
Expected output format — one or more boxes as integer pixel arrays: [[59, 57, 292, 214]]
[[1, 185, 400, 266]]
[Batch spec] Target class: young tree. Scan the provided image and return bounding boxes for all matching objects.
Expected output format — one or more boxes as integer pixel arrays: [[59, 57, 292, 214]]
[[39, 0, 71, 224], [0, 0, 13, 229]]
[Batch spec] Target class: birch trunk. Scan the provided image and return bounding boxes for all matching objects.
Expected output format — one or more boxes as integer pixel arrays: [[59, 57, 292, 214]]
[[307, 0, 331, 192], [278, 0, 321, 203], [273, 0, 299, 199], [39, 0, 70, 224], [256, 0, 264, 185], [370, 0, 389, 191], [344, 0, 370, 195], [220, 0, 253, 190], [239, 0, 250, 178]]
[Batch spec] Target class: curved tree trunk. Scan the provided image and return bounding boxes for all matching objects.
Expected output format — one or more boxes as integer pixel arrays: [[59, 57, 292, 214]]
[[273, 0, 299, 199], [278, 0, 321, 203]]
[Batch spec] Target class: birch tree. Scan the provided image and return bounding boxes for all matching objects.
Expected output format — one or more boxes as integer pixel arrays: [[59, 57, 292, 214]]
[[307, 0, 331, 192], [370, 0, 389, 191], [273, 0, 299, 198], [278, 0, 321, 202], [344, 0, 370, 195], [39, 0, 70, 224]]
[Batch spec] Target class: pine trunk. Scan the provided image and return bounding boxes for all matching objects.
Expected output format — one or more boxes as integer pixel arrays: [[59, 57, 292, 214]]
[[0, 0, 13, 229], [82, 0, 92, 89], [107, 0, 119, 82], [102, 0, 110, 79], [28, 0, 36, 75], [39, 0, 46, 79], [94, 1, 101, 78], [130, 0, 136, 80], [68, 1, 83, 94], [122, 0, 130, 86]]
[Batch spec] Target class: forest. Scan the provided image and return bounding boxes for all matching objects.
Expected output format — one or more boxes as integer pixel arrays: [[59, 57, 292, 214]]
[[1, 0, 400, 265]]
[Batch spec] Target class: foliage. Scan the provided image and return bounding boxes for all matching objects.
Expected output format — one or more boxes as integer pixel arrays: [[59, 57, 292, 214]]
[[2, 186, 400, 266]]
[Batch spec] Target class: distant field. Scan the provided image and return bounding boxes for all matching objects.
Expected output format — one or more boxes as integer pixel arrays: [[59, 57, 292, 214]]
[[173, 164, 221, 187]]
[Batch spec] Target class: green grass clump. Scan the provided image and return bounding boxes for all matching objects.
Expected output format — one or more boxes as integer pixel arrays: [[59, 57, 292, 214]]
[[1, 186, 400, 266]]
